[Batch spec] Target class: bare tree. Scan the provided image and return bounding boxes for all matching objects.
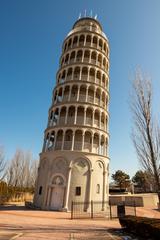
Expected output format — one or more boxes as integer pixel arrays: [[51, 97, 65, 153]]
[[6, 149, 38, 189], [29, 159, 39, 189], [0, 146, 6, 181], [131, 71, 160, 202]]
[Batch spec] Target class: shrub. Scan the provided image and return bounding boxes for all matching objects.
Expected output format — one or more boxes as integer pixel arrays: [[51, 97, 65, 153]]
[[119, 215, 160, 239]]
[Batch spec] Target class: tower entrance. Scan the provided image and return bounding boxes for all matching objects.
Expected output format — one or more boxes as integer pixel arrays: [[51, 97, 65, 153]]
[[49, 175, 65, 210]]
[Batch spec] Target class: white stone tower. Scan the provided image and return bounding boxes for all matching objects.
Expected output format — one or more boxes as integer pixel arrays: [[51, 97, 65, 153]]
[[34, 17, 110, 211]]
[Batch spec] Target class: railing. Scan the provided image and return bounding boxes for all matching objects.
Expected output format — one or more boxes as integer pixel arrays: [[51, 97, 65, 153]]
[[76, 116, 84, 124], [97, 45, 103, 51], [64, 141, 72, 150], [72, 43, 78, 48], [59, 78, 65, 84], [101, 101, 106, 108], [101, 123, 105, 130], [55, 141, 62, 150], [97, 61, 101, 67], [99, 147, 105, 155], [73, 75, 80, 80], [83, 143, 91, 152], [67, 118, 74, 124], [87, 95, 94, 103], [79, 42, 84, 46], [59, 117, 65, 125], [63, 95, 69, 101], [81, 75, 88, 81], [48, 121, 53, 127], [88, 76, 95, 83], [85, 117, 92, 125], [70, 96, 77, 101], [92, 43, 97, 48], [66, 76, 72, 81], [95, 78, 100, 84], [95, 98, 100, 105], [67, 26, 108, 40], [94, 119, 99, 127], [76, 57, 82, 62], [78, 94, 86, 102], [102, 82, 105, 88], [85, 42, 91, 46], [92, 144, 99, 154], [83, 57, 89, 63], [90, 59, 96, 65], [71, 200, 137, 220], [57, 96, 62, 103], [74, 141, 82, 151], [70, 58, 75, 63]]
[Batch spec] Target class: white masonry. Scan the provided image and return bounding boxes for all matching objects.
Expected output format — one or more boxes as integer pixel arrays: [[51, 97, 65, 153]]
[[34, 17, 110, 211]]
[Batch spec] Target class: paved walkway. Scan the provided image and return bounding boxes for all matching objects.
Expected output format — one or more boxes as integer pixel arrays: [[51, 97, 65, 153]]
[[0, 204, 159, 239]]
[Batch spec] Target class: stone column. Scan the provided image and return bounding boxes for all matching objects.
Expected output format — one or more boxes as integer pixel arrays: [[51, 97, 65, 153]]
[[62, 87, 64, 102], [71, 132, 75, 150], [87, 68, 90, 81], [93, 89, 96, 105], [65, 108, 68, 125], [104, 138, 106, 156], [74, 51, 77, 63], [91, 35, 93, 47], [88, 169, 93, 202], [95, 70, 97, 84], [71, 69, 74, 80], [74, 107, 77, 125], [100, 73, 102, 86], [89, 51, 91, 63], [85, 86, 89, 102], [102, 170, 107, 210], [98, 135, 101, 155], [46, 132, 51, 150], [82, 132, 85, 151], [99, 112, 102, 129], [96, 52, 98, 66], [46, 186, 52, 207], [79, 66, 82, 80], [63, 167, 72, 210], [61, 132, 65, 150], [84, 108, 86, 125], [84, 35, 86, 46], [92, 110, 95, 127], [82, 50, 84, 62], [91, 133, 93, 152], [100, 90, 102, 107], [68, 87, 72, 101], [53, 131, 57, 150], [77, 85, 80, 101]]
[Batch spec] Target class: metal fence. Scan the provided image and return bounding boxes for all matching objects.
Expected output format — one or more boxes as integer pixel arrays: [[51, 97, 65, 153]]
[[71, 200, 137, 219]]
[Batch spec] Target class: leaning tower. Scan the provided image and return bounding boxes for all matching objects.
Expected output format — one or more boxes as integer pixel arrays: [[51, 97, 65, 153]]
[[34, 17, 110, 211]]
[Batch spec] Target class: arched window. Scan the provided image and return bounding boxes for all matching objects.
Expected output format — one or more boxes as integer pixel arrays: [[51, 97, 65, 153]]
[[39, 186, 42, 195], [96, 184, 100, 194]]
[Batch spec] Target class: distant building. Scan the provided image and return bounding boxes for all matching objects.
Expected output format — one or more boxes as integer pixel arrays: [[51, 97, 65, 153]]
[[34, 17, 110, 211]]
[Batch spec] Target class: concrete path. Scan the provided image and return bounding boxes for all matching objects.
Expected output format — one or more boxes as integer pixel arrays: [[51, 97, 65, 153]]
[[0, 204, 159, 239]]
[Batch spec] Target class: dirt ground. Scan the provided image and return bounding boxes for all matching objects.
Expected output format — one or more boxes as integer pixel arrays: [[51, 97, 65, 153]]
[[0, 203, 160, 240]]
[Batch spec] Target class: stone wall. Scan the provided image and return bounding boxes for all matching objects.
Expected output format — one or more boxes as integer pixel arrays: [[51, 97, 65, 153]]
[[109, 193, 159, 208]]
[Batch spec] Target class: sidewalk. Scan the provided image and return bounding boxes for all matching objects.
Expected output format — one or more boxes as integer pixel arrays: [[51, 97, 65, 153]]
[[0, 204, 159, 239]]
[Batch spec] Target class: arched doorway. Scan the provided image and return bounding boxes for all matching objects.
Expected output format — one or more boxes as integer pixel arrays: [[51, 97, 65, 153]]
[[49, 175, 66, 210]]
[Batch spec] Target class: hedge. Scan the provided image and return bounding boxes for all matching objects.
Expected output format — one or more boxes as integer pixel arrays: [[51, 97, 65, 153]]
[[119, 215, 160, 239]]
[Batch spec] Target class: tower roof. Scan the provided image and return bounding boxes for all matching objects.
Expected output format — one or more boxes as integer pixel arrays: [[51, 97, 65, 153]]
[[73, 17, 103, 31]]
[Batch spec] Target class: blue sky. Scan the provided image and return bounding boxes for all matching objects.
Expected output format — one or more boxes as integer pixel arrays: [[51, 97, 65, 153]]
[[0, 0, 160, 178]]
